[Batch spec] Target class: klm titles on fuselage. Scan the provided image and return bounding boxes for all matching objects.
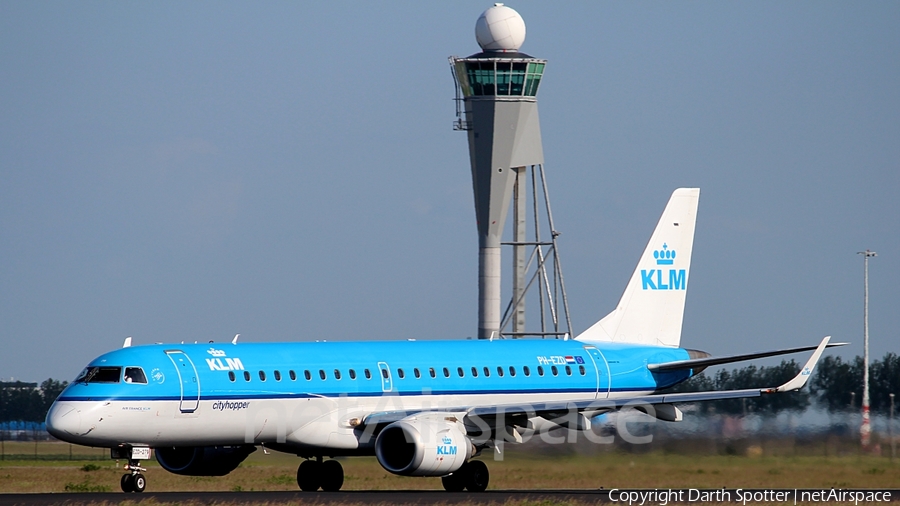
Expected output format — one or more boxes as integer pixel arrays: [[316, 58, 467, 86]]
[[205, 348, 245, 371], [641, 244, 686, 291]]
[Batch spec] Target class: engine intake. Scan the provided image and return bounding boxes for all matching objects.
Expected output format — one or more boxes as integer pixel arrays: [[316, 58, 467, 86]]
[[375, 420, 473, 476], [155, 445, 256, 476]]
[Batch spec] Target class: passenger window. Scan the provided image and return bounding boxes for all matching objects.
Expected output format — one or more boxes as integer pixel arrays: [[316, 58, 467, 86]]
[[397, 368, 405, 379], [523, 366, 529, 376], [319, 370, 326, 380], [551, 366, 558, 376], [443, 367, 450, 378], [243, 371, 251, 381], [290, 370, 297, 381], [471, 367, 478, 378], [334, 369, 341, 380], [304, 370, 311, 380], [349, 369, 357, 380], [457, 367, 464, 377], [228, 371, 235, 382], [537, 366, 544, 377], [365, 369, 372, 379], [483, 367, 490, 377], [565, 365, 572, 376], [509, 366, 516, 377], [259, 371, 266, 381], [429, 367, 436, 378], [124, 367, 147, 384], [414, 368, 421, 379], [579, 365, 586, 376], [381, 368, 389, 379], [274, 370, 282, 381], [496, 366, 503, 377]]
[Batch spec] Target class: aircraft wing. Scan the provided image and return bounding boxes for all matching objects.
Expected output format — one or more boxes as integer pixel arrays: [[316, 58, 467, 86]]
[[362, 336, 831, 429]]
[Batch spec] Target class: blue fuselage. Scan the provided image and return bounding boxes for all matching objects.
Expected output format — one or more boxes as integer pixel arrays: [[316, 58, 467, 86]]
[[47, 339, 695, 450]]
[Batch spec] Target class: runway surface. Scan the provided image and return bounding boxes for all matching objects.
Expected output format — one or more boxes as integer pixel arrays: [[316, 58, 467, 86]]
[[2, 489, 898, 505], [0, 489, 605, 505]]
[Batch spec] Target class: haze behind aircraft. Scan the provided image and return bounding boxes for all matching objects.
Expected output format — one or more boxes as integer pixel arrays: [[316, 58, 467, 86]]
[[46, 188, 840, 493]]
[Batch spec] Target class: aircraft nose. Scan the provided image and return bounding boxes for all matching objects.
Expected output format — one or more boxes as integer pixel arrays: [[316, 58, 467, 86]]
[[45, 402, 82, 440]]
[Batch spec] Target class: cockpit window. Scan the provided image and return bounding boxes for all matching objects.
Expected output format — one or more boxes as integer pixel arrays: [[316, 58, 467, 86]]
[[75, 366, 122, 384], [124, 367, 147, 384]]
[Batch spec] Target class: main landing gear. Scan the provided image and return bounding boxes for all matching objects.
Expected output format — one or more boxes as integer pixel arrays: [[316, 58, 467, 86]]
[[441, 460, 489, 492], [296, 457, 344, 491], [120, 459, 147, 493]]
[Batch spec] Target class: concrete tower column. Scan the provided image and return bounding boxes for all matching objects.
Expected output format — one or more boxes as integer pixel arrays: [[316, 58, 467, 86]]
[[450, 4, 546, 338]]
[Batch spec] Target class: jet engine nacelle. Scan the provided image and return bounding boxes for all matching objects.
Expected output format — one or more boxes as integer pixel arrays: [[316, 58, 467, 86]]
[[374, 420, 473, 476], [155, 445, 256, 476]]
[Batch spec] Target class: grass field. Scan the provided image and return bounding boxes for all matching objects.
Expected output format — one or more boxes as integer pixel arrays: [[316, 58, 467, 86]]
[[0, 441, 898, 495]]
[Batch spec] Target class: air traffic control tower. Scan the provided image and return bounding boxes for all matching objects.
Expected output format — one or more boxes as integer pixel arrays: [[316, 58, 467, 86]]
[[451, 4, 565, 340]]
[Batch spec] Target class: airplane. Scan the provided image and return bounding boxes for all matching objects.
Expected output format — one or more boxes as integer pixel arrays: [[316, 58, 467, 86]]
[[45, 188, 842, 493]]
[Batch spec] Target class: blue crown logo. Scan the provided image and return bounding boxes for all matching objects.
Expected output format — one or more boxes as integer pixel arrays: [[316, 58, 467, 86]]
[[653, 243, 676, 265], [442, 436, 453, 445]]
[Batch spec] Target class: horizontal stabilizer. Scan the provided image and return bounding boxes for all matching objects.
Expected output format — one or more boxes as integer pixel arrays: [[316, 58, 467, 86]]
[[647, 339, 847, 372]]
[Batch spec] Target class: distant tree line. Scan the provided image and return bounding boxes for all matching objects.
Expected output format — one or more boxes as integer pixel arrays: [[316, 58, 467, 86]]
[[811, 353, 900, 413], [666, 352, 900, 415], [0, 379, 68, 423]]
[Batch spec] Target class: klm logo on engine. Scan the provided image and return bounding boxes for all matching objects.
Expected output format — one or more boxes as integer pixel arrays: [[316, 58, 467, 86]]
[[437, 445, 458, 455], [205, 348, 245, 371], [437, 435, 458, 455], [641, 244, 686, 291]]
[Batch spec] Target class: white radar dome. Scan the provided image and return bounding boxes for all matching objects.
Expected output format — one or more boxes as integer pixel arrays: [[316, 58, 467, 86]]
[[475, 3, 526, 52]]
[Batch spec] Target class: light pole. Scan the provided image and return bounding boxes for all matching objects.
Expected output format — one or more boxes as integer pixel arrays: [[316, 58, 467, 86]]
[[858, 249, 876, 449], [890, 393, 895, 463]]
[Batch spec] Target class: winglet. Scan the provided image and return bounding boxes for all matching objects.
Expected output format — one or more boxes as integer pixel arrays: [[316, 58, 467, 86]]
[[232, 334, 240, 345], [765, 336, 830, 393], [123, 336, 132, 348]]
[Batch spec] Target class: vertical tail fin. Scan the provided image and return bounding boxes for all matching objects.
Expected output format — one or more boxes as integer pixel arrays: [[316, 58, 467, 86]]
[[576, 188, 700, 347]]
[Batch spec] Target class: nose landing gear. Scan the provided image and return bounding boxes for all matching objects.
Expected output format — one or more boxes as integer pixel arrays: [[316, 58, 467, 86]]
[[112, 446, 151, 493], [120, 460, 147, 493]]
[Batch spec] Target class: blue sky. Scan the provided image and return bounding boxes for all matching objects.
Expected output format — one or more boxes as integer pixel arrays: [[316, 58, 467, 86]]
[[1, 1, 897, 382]]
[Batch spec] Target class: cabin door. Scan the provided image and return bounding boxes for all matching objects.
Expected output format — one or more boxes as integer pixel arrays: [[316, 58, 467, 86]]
[[166, 350, 201, 412], [582, 346, 610, 399]]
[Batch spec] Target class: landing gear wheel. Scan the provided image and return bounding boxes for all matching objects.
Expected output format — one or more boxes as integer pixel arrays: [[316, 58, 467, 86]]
[[465, 460, 489, 492], [296, 459, 322, 491], [120, 474, 134, 493], [320, 460, 344, 491], [132, 473, 146, 493], [441, 470, 466, 492]]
